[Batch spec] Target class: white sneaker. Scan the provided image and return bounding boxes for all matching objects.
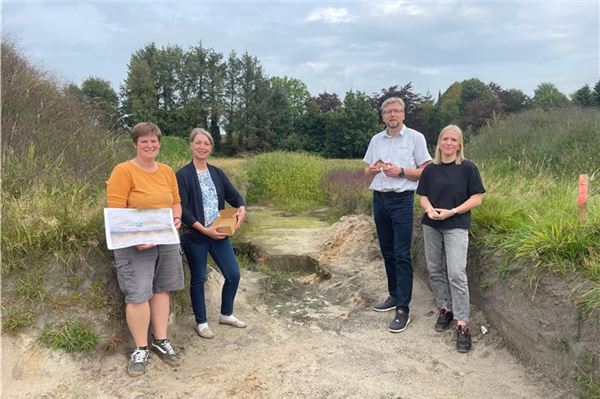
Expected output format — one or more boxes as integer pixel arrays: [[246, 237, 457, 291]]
[[195, 324, 215, 339], [219, 314, 247, 328]]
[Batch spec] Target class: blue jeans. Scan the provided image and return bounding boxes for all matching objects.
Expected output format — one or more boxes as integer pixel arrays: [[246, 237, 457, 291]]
[[373, 191, 414, 314], [181, 236, 241, 324]]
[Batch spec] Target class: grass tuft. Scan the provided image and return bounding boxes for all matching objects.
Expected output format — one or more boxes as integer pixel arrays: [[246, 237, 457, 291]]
[[39, 321, 99, 353]]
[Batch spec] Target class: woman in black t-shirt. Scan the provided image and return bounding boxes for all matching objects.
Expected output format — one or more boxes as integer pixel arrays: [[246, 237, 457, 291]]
[[416, 124, 485, 353]]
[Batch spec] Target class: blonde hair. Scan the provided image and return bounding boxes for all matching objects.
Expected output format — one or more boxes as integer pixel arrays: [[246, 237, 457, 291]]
[[433, 124, 465, 165], [381, 97, 405, 113]]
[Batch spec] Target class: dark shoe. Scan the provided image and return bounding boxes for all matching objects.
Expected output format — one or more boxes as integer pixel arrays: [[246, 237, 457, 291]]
[[151, 337, 180, 367], [127, 347, 149, 377], [373, 296, 396, 312], [435, 308, 454, 332], [456, 325, 472, 353], [389, 310, 411, 333]]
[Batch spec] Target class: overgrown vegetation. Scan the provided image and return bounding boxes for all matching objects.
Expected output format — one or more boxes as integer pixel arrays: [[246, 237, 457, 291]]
[[470, 108, 600, 312], [246, 151, 329, 212], [1, 42, 126, 344]]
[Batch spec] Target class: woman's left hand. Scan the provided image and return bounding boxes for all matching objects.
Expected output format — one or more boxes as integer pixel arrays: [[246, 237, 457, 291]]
[[234, 206, 246, 229], [433, 208, 456, 221]]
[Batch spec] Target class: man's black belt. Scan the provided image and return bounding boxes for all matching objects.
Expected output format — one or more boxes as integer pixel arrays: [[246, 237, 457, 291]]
[[374, 190, 413, 198]]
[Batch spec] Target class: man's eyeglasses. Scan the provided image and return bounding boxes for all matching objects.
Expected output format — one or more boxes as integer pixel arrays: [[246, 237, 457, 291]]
[[384, 109, 404, 114]]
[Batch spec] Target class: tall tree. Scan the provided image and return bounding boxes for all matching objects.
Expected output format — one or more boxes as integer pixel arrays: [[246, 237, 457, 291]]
[[460, 97, 503, 132], [592, 80, 600, 106], [369, 82, 422, 122], [179, 42, 210, 136], [498, 88, 529, 113], [206, 50, 226, 152], [312, 92, 342, 113], [323, 90, 381, 158], [80, 76, 120, 129], [294, 99, 327, 153], [531, 82, 569, 109], [228, 52, 274, 153], [223, 51, 242, 155], [459, 78, 493, 113], [270, 76, 310, 117], [269, 76, 310, 148], [120, 56, 159, 128], [571, 84, 594, 107], [437, 82, 462, 124]]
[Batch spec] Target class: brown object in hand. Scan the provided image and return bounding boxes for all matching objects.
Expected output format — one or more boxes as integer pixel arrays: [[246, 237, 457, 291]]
[[375, 159, 389, 168], [212, 208, 238, 236]]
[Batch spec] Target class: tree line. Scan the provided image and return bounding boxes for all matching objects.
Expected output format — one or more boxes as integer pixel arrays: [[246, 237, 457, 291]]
[[67, 42, 600, 157]]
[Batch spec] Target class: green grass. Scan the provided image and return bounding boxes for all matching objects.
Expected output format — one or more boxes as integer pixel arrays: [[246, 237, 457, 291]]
[[39, 321, 99, 353], [470, 107, 600, 313], [576, 353, 600, 398], [246, 151, 330, 212]]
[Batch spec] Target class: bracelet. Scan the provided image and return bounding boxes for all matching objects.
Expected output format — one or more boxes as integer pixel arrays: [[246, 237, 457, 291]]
[[173, 216, 181, 221]]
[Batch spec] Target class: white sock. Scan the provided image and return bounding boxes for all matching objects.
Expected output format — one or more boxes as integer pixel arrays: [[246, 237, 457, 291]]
[[220, 314, 235, 321], [198, 322, 209, 330]]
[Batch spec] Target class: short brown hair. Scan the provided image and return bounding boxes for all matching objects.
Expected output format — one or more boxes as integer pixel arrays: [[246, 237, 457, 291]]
[[131, 122, 162, 143]]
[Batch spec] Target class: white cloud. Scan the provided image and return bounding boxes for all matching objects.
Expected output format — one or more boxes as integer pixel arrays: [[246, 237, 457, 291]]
[[374, 1, 429, 17], [300, 61, 330, 73], [306, 7, 354, 24]]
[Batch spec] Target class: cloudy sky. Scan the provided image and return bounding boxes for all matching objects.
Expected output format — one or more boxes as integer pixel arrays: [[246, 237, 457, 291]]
[[3, 0, 599, 98]]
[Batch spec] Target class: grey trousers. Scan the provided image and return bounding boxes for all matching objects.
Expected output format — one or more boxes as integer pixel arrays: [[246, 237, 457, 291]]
[[422, 225, 470, 321]]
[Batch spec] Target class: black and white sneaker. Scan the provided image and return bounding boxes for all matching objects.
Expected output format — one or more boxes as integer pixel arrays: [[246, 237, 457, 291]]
[[389, 310, 411, 333], [128, 347, 149, 377], [151, 337, 180, 367], [373, 296, 397, 312]]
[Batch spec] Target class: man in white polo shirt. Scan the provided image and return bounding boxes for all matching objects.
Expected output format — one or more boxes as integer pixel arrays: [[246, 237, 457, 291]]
[[363, 97, 431, 333]]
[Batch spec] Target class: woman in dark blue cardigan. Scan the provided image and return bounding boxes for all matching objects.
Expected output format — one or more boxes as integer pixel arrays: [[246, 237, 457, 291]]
[[176, 128, 247, 339]]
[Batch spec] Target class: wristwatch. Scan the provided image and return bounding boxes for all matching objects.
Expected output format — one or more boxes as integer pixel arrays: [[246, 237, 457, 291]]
[[399, 167, 405, 177]]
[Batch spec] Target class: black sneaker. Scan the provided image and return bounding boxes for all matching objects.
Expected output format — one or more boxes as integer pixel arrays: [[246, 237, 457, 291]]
[[456, 325, 472, 353], [434, 308, 454, 332], [373, 296, 396, 312], [127, 347, 149, 377], [150, 337, 180, 367], [389, 310, 411, 333]]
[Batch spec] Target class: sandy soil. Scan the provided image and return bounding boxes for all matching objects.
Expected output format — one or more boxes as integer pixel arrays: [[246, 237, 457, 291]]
[[2, 215, 575, 399]]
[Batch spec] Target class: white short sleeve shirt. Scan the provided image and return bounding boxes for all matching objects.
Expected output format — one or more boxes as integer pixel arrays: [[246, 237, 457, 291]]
[[363, 125, 432, 193]]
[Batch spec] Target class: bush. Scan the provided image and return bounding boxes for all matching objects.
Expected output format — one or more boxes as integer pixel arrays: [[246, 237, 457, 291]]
[[323, 168, 372, 219], [246, 151, 328, 212]]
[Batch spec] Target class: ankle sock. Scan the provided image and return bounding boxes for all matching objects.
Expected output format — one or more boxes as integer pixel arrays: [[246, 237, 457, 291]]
[[198, 322, 209, 330]]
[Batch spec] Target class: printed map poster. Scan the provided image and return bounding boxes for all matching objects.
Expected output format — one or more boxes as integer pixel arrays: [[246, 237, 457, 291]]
[[104, 208, 179, 250]]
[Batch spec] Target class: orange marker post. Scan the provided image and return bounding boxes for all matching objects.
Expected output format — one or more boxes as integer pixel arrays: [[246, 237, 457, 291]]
[[578, 174, 588, 222]]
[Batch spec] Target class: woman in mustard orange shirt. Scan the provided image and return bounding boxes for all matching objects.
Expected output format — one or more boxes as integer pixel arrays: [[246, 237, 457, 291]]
[[106, 122, 184, 377]]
